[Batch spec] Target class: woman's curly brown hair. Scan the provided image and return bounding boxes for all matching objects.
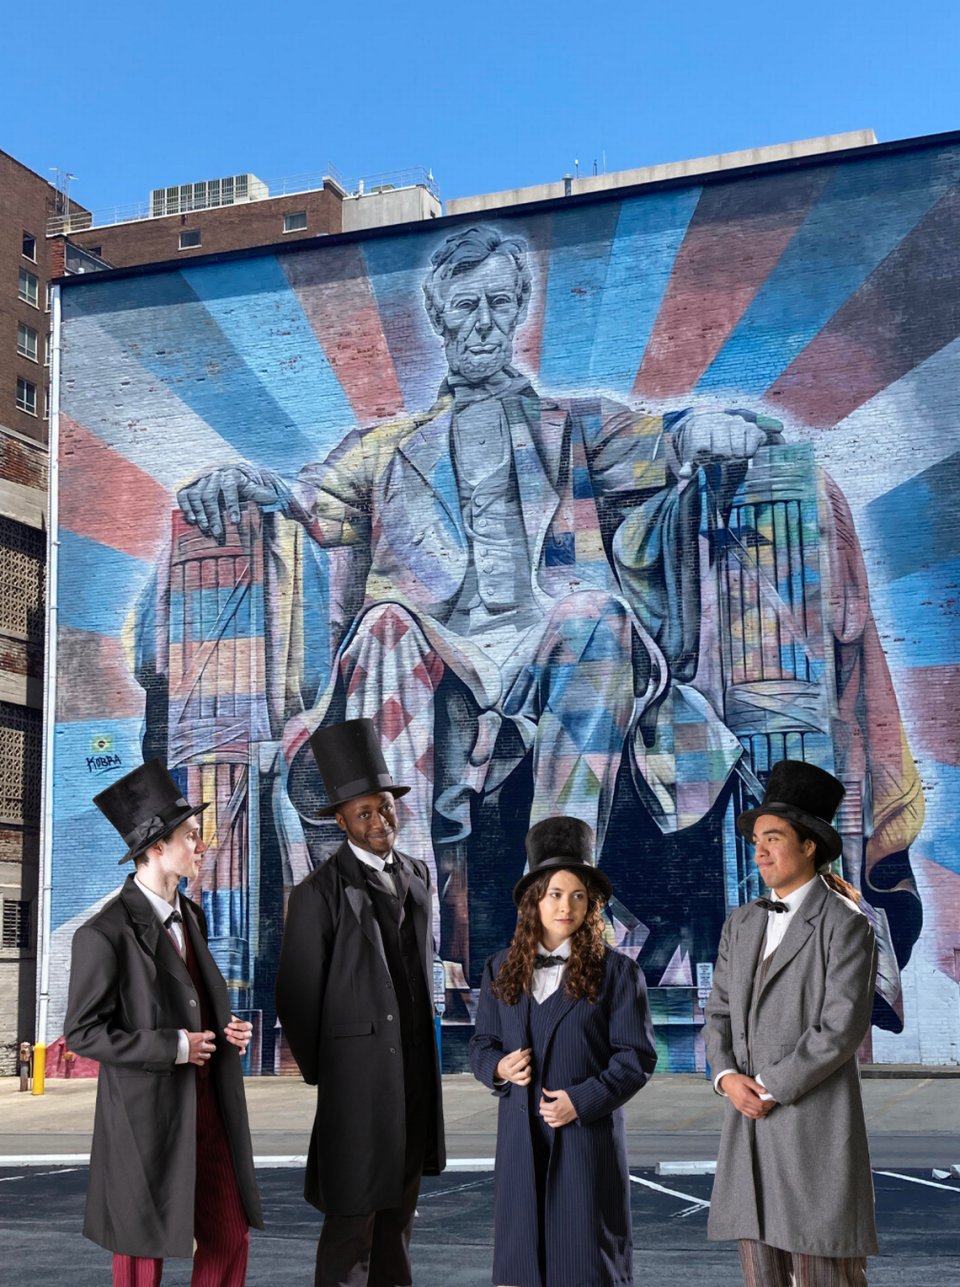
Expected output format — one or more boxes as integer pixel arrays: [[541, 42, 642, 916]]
[[491, 868, 608, 1006]]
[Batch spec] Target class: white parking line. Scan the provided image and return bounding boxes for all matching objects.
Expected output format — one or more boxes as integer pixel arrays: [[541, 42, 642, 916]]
[[874, 1170, 960, 1193], [630, 1174, 710, 1210]]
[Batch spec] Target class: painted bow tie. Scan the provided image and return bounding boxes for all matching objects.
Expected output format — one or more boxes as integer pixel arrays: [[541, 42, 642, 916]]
[[756, 897, 789, 913], [534, 954, 567, 969]]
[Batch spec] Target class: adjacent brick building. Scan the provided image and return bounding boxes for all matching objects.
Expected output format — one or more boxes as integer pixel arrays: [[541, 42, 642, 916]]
[[0, 149, 73, 1071]]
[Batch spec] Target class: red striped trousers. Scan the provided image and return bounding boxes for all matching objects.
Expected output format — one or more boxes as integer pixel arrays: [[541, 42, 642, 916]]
[[738, 1239, 868, 1286], [112, 1073, 250, 1287]]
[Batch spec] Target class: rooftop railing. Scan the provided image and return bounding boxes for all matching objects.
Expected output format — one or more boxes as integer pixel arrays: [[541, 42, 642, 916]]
[[47, 165, 439, 235]]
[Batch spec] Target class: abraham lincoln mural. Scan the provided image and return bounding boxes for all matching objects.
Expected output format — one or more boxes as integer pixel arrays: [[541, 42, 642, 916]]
[[162, 223, 921, 1049], [54, 150, 960, 1072]]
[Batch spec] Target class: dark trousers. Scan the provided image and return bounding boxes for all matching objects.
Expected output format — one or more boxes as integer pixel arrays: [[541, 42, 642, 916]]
[[112, 1073, 250, 1287], [315, 1042, 436, 1287]]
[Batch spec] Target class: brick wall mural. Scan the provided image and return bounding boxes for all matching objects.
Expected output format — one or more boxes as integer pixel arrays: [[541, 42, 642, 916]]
[[49, 140, 960, 1072]]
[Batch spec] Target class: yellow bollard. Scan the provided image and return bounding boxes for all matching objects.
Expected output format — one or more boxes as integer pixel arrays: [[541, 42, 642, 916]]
[[31, 1043, 45, 1095]]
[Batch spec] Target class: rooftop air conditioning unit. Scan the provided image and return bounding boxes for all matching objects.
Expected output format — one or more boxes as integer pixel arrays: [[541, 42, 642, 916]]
[[150, 173, 269, 218]]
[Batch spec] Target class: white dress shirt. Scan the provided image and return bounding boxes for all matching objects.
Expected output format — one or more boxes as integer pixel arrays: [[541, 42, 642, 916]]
[[493, 938, 573, 1085], [133, 875, 190, 1065], [532, 937, 572, 1004], [347, 838, 398, 897]]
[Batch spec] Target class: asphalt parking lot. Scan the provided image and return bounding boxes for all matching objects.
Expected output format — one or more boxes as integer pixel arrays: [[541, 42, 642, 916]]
[[3, 1164, 959, 1286]]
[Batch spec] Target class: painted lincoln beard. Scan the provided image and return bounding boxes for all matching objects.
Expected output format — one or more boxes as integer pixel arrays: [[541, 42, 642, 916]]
[[492, 870, 608, 1006]]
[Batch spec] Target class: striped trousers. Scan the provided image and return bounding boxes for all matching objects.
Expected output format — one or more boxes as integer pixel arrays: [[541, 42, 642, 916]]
[[738, 1239, 868, 1286], [112, 1073, 250, 1287]]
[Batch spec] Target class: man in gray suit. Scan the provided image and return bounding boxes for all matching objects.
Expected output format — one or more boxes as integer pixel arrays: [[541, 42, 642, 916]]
[[704, 761, 878, 1287]]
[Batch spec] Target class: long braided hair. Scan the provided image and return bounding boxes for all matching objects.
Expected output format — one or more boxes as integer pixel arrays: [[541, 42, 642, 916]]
[[491, 868, 607, 1006], [789, 820, 862, 905]]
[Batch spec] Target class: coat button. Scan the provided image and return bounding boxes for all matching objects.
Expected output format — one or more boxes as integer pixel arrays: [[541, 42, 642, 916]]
[[387, 1015, 394, 1021], [390, 1047, 396, 1055], [189, 999, 197, 1007]]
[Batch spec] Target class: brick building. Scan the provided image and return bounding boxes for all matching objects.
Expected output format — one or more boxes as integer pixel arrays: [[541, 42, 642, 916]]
[[0, 152, 440, 1071], [0, 150, 74, 1071]]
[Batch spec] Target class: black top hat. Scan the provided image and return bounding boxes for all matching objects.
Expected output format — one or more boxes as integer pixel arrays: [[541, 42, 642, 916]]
[[93, 757, 209, 866], [737, 760, 845, 866], [309, 719, 411, 818], [513, 816, 612, 906]]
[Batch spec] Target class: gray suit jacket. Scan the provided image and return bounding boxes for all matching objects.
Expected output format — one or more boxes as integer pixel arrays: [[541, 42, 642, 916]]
[[704, 876, 879, 1257]]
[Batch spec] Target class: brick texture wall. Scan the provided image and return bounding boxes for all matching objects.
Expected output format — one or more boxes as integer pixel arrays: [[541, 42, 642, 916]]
[[68, 185, 343, 268]]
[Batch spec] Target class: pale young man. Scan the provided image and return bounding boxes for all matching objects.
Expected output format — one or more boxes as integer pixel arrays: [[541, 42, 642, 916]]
[[704, 760, 879, 1287], [65, 758, 263, 1287]]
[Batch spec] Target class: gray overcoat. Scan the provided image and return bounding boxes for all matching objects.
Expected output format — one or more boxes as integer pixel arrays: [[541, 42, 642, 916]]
[[703, 876, 879, 1258], [64, 876, 264, 1257]]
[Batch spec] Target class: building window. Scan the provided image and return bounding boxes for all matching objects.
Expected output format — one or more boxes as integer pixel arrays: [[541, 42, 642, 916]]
[[44, 335, 50, 367], [22, 232, 37, 262], [18, 269, 39, 308], [179, 229, 202, 250], [0, 517, 45, 641], [283, 211, 308, 233], [16, 378, 37, 416], [0, 701, 43, 825], [17, 323, 38, 362], [2, 899, 30, 949], [43, 387, 49, 420], [46, 283, 54, 312]]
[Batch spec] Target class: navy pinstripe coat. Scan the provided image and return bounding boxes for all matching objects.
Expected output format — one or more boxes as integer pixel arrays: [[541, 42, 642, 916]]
[[469, 947, 657, 1287]]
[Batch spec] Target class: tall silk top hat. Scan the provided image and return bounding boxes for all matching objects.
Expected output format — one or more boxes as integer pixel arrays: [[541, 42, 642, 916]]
[[513, 816, 612, 906], [93, 757, 210, 866], [736, 760, 845, 867], [309, 718, 411, 818]]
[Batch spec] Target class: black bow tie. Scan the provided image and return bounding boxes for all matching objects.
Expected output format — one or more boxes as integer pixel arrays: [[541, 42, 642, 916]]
[[756, 897, 789, 913], [164, 910, 183, 928], [534, 954, 567, 969], [381, 858, 398, 875]]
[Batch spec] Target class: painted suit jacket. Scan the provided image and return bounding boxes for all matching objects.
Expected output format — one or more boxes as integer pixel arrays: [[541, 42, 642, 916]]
[[287, 374, 672, 633], [281, 375, 675, 723]]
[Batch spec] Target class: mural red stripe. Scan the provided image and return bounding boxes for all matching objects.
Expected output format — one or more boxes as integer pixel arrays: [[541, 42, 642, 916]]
[[60, 414, 173, 563], [913, 857, 960, 983], [282, 245, 405, 425], [512, 214, 554, 379], [897, 664, 960, 768], [633, 170, 831, 400], [56, 625, 145, 722], [765, 180, 960, 427]]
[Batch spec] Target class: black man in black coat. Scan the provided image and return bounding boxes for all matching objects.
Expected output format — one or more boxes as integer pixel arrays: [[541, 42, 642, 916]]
[[274, 719, 445, 1287]]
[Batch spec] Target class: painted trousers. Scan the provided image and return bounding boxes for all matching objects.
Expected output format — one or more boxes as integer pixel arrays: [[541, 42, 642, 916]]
[[339, 591, 637, 947], [738, 1239, 868, 1287], [112, 1074, 250, 1287]]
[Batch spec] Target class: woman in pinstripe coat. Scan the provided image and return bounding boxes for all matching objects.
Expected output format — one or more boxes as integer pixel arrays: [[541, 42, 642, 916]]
[[469, 817, 658, 1287]]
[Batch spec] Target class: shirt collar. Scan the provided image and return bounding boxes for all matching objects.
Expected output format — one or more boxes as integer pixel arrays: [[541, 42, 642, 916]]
[[537, 938, 572, 960], [134, 874, 181, 923], [347, 838, 394, 871], [773, 874, 818, 914]]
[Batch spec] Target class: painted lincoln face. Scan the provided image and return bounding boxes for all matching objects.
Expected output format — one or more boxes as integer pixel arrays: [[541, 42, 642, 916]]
[[434, 254, 524, 384]]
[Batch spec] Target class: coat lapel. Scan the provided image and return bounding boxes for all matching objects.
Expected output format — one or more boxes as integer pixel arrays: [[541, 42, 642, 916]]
[[337, 843, 391, 977], [396, 402, 465, 541], [508, 394, 564, 565], [759, 878, 828, 999], [734, 906, 768, 1020], [395, 850, 430, 971], [180, 897, 230, 1028], [120, 876, 193, 991]]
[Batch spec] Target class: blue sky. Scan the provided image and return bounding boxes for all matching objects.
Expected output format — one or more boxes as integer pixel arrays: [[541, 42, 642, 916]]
[[3, 0, 959, 212]]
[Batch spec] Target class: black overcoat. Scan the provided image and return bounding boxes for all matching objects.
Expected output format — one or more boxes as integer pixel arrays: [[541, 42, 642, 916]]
[[469, 948, 657, 1287], [64, 876, 264, 1258], [274, 841, 445, 1215]]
